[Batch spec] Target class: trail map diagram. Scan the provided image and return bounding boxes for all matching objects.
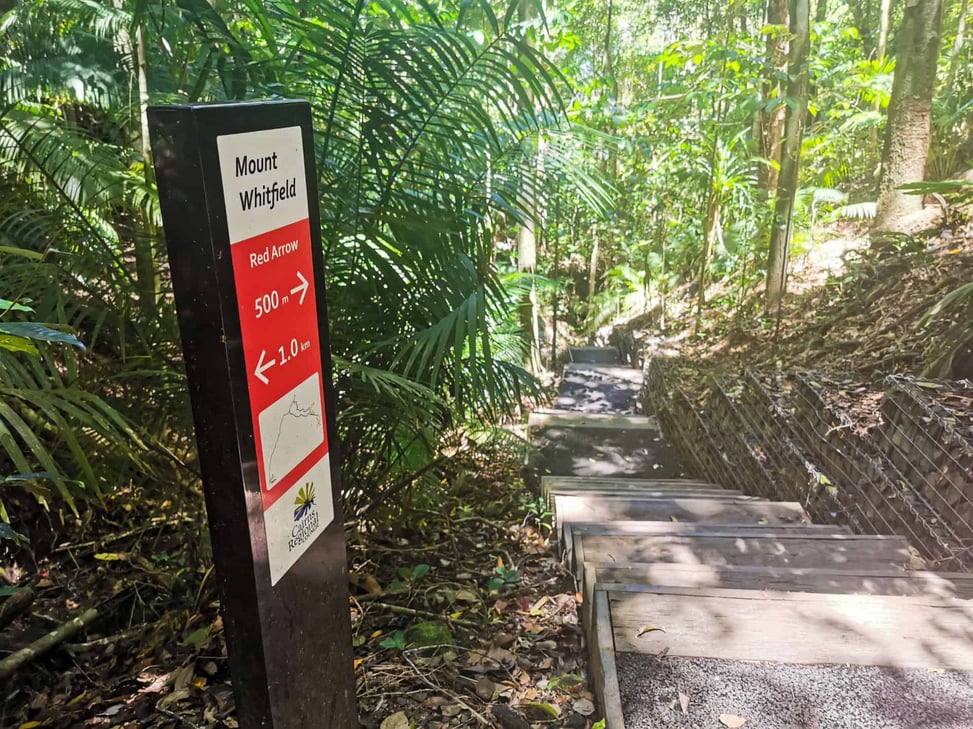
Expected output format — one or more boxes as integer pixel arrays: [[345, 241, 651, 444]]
[[258, 373, 325, 488]]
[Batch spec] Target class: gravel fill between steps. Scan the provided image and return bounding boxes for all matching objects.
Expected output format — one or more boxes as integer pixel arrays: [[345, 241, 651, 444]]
[[617, 652, 973, 728]]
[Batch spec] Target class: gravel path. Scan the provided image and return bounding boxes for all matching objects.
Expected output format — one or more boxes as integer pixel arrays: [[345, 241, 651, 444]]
[[617, 652, 973, 729]]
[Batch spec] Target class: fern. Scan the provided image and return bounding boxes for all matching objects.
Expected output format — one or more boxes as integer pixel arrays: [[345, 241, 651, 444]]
[[828, 201, 877, 221]]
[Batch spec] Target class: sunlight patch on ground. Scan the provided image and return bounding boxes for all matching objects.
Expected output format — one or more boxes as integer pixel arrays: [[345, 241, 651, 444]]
[[789, 224, 870, 294]]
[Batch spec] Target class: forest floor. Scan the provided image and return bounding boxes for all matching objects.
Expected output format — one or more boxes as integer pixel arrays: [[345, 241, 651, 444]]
[[1, 436, 598, 729], [627, 215, 973, 384]]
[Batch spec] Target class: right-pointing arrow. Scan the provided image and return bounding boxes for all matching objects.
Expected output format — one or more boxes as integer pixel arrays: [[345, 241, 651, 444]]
[[291, 271, 309, 306], [254, 349, 276, 385]]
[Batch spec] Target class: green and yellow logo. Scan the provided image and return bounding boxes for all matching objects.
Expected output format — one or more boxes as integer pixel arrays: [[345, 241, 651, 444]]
[[293, 481, 316, 521]]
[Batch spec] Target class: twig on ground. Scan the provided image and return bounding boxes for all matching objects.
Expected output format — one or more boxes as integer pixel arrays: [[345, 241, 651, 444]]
[[367, 602, 480, 629], [65, 625, 148, 655], [401, 650, 490, 726], [354, 587, 413, 603], [154, 701, 203, 729], [0, 607, 99, 680]]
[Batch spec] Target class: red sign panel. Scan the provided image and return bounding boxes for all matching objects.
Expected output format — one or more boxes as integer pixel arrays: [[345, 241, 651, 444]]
[[230, 218, 329, 510]]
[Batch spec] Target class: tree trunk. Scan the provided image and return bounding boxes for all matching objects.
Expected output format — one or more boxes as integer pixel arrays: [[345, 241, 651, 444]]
[[517, 0, 542, 372], [873, 0, 944, 235], [695, 127, 723, 332], [695, 186, 721, 330], [517, 214, 540, 370], [695, 51, 729, 332], [766, 0, 811, 315], [847, 0, 876, 56], [604, 0, 618, 99], [877, 0, 894, 59], [870, 0, 894, 149], [945, 0, 969, 103], [587, 232, 599, 311], [758, 0, 790, 197], [134, 18, 159, 318]]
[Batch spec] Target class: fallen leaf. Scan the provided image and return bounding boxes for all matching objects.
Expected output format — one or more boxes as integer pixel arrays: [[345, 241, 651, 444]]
[[679, 692, 690, 715], [363, 575, 382, 594], [454, 589, 479, 602], [520, 701, 560, 719], [637, 625, 666, 637], [441, 704, 463, 718], [530, 595, 550, 611], [720, 714, 748, 727], [170, 664, 195, 691], [181, 625, 212, 649], [475, 676, 495, 701], [380, 711, 410, 729], [158, 688, 191, 709], [96, 705, 126, 718], [573, 698, 595, 716]]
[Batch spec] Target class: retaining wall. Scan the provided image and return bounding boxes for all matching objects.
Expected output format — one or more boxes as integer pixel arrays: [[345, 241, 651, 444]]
[[644, 359, 973, 570]]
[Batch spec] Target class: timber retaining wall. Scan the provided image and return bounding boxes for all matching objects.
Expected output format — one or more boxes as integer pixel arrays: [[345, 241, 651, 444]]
[[644, 359, 973, 570]]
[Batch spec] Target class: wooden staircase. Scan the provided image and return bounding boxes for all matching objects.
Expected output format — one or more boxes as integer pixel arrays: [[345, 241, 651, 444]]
[[530, 354, 973, 728]]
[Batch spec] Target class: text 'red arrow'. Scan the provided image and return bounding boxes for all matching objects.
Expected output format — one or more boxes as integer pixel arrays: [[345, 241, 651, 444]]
[[254, 349, 276, 385], [290, 271, 309, 305]]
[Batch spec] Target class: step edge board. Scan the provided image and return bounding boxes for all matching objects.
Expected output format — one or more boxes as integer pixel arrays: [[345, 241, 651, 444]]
[[591, 589, 626, 729]]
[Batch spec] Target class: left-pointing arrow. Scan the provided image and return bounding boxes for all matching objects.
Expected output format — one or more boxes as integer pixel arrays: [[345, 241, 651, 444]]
[[254, 350, 276, 385]]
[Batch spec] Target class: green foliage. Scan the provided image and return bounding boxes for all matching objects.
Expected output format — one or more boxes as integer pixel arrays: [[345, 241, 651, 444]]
[[487, 565, 520, 593], [919, 282, 973, 377], [2, 0, 971, 533], [0, 0, 594, 526], [523, 495, 555, 533], [379, 630, 408, 651], [0, 520, 27, 544], [899, 179, 973, 206]]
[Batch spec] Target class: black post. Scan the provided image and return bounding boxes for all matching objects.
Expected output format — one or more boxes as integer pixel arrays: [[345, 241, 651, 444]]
[[148, 101, 357, 729]]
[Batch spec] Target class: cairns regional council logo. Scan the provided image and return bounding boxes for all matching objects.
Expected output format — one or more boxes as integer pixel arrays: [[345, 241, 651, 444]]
[[289, 481, 320, 552]]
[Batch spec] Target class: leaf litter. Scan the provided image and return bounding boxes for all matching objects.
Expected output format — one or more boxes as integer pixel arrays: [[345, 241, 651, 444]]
[[1, 438, 597, 729]]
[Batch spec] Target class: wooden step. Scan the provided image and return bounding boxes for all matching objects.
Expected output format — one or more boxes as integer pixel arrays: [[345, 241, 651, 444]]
[[606, 585, 973, 668], [563, 362, 643, 382], [565, 522, 848, 575], [531, 423, 680, 479], [548, 491, 760, 532], [585, 562, 973, 603], [568, 346, 619, 364], [541, 476, 721, 492], [552, 494, 810, 537], [568, 520, 847, 539], [580, 562, 973, 636], [548, 488, 756, 511], [528, 409, 661, 430], [574, 532, 912, 580]]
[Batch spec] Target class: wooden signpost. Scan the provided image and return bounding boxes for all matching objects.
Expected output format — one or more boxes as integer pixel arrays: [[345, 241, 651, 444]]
[[148, 101, 357, 728]]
